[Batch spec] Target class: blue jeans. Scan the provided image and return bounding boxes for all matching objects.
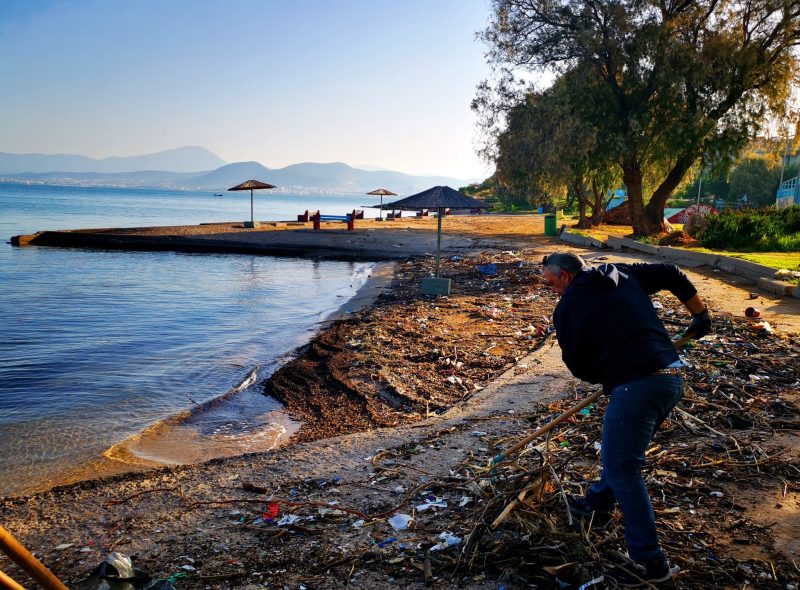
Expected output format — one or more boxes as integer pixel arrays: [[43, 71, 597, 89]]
[[584, 374, 684, 562]]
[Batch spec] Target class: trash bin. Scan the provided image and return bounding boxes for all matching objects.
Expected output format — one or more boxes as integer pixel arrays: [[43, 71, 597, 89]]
[[544, 214, 558, 236]]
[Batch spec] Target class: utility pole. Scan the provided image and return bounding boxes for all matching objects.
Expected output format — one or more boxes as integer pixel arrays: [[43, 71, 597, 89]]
[[696, 171, 703, 207]]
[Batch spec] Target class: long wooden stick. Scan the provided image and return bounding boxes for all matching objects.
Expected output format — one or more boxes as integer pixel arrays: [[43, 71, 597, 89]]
[[489, 332, 692, 469], [0, 568, 26, 590], [493, 390, 602, 464], [0, 525, 69, 590]]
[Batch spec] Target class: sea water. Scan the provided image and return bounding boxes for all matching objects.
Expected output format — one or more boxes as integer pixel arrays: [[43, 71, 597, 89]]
[[0, 183, 384, 496]]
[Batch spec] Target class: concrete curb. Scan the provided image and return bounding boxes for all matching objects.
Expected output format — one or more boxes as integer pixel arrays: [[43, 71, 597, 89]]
[[578, 231, 799, 300], [559, 228, 607, 249]]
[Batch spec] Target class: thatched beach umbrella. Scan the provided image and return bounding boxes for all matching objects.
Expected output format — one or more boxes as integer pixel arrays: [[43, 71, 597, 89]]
[[381, 186, 488, 294], [228, 179, 276, 228], [366, 188, 397, 221]]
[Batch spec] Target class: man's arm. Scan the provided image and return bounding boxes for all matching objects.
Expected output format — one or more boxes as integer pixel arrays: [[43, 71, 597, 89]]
[[626, 263, 697, 301], [628, 263, 711, 339]]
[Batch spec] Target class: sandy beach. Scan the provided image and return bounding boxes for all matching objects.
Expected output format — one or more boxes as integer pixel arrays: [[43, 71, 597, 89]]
[[2, 216, 799, 589]]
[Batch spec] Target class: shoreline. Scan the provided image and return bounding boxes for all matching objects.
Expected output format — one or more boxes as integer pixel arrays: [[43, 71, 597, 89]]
[[6, 260, 397, 498]]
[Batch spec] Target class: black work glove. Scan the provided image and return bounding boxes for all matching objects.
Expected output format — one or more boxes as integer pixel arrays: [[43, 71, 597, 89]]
[[685, 307, 712, 339]]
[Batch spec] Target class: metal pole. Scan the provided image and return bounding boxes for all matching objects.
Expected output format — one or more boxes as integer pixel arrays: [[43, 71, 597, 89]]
[[379, 195, 383, 220], [435, 208, 443, 277], [696, 171, 702, 206], [250, 189, 254, 225]]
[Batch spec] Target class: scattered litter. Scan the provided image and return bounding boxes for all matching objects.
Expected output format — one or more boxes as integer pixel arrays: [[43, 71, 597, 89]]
[[388, 513, 413, 531], [416, 496, 448, 511], [277, 514, 301, 526], [76, 552, 176, 590], [429, 532, 462, 551], [578, 576, 606, 589]]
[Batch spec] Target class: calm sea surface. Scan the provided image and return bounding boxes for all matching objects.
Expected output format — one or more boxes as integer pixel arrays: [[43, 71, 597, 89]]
[[0, 183, 384, 496]]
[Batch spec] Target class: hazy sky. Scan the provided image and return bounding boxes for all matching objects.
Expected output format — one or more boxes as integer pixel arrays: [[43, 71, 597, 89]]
[[1, 0, 496, 179]]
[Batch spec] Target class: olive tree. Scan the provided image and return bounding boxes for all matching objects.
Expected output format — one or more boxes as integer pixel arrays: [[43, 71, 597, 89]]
[[492, 68, 618, 226], [479, 0, 800, 235]]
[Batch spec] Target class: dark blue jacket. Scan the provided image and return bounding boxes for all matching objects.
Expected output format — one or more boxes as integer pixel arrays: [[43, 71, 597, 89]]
[[553, 263, 697, 391]]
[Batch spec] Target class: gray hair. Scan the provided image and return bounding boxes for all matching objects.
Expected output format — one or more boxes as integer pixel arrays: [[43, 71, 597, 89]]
[[541, 252, 587, 274]]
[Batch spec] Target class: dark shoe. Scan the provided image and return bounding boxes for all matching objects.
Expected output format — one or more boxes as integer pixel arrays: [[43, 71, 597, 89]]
[[567, 494, 612, 523], [609, 555, 679, 587]]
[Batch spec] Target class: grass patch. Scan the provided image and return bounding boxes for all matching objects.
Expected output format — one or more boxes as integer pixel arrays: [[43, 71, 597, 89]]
[[565, 220, 800, 272], [685, 248, 800, 272]]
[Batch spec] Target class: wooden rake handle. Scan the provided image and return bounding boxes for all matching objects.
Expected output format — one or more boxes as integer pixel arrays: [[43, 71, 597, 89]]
[[0, 568, 26, 590], [491, 331, 692, 467], [493, 390, 603, 464], [0, 525, 69, 590]]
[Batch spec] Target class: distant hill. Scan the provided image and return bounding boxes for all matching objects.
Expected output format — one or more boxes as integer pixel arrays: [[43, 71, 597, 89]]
[[0, 148, 471, 194], [187, 161, 274, 189], [0, 146, 227, 174], [186, 161, 468, 194]]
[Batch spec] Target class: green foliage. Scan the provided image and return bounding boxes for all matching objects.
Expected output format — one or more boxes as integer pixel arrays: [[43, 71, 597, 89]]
[[674, 171, 730, 204], [491, 68, 618, 223], [460, 177, 532, 212], [728, 159, 782, 208], [492, 185, 535, 211], [697, 207, 800, 252]]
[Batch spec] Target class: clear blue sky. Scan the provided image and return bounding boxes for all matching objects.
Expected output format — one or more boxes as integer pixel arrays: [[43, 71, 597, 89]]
[[0, 0, 495, 179]]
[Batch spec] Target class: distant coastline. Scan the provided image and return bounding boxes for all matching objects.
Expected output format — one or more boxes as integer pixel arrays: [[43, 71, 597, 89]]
[[0, 178, 386, 196], [0, 146, 475, 195]]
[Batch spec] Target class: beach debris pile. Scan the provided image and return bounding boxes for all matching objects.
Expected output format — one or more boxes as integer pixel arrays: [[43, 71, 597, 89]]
[[253, 304, 798, 588], [77, 254, 798, 590], [89, 300, 799, 589], [266, 249, 559, 442]]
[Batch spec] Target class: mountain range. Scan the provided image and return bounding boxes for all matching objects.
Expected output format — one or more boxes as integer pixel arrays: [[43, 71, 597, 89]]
[[0, 147, 472, 194]]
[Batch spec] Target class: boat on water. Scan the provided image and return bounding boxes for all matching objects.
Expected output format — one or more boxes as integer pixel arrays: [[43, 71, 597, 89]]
[[213, 193, 223, 196]]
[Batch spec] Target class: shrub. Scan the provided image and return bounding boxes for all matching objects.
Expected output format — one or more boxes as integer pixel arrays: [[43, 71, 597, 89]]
[[697, 206, 800, 252]]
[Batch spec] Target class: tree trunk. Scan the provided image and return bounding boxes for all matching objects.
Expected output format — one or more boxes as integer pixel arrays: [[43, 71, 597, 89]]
[[622, 160, 654, 235], [573, 181, 591, 228], [589, 180, 604, 225], [644, 155, 696, 229]]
